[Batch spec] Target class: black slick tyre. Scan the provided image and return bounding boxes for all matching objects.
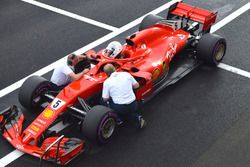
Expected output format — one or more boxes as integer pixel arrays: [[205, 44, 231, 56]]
[[81, 105, 117, 144], [196, 33, 227, 65], [18, 75, 51, 110], [139, 14, 165, 31]]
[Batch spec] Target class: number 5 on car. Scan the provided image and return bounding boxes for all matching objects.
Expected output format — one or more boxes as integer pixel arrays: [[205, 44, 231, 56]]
[[50, 98, 65, 110]]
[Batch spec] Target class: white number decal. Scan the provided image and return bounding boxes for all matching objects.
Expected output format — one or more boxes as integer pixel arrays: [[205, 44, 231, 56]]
[[51, 98, 65, 110]]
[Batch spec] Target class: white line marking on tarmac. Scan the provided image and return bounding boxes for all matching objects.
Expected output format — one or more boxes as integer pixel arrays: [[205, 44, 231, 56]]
[[0, 1, 249, 166], [212, 2, 250, 77], [211, 2, 250, 32], [0, 0, 181, 165], [0, 3, 247, 167], [21, 0, 119, 32], [218, 63, 250, 79], [0, 150, 24, 167]]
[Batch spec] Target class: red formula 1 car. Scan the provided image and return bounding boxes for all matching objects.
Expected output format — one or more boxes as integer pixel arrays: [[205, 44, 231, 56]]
[[0, 1, 226, 166]]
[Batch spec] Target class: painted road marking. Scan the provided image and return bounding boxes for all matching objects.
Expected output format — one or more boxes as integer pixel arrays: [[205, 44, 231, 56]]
[[0, 1, 249, 166], [0, 150, 24, 167], [0, 0, 181, 165], [211, 2, 250, 33], [218, 63, 250, 79], [212, 2, 250, 76], [21, 0, 119, 32]]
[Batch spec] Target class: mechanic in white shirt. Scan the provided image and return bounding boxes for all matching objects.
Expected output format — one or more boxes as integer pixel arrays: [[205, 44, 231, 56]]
[[102, 63, 146, 129], [50, 53, 89, 90]]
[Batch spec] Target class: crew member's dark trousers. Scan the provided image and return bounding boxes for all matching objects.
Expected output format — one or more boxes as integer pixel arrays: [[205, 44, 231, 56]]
[[109, 100, 141, 128]]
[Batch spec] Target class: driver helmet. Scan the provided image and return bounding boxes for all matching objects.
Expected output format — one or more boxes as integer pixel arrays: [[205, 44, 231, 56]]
[[105, 41, 122, 58]]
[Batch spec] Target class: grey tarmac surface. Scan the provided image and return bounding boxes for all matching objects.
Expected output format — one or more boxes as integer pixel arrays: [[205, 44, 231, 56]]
[[192, 107, 250, 167], [0, 0, 250, 167], [0, 0, 110, 90]]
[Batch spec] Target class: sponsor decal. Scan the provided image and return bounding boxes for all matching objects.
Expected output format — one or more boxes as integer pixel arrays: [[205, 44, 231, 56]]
[[51, 98, 65, 110], [27, 129, 37, 135], [166, 42, 177, 61], [33, 122, 43, 127], [84, 75, 98, 81], [37, 119, 46, 125], [30, 125, 40, 132], [177, 34, 185, 40], [42, 109, 55, 119]]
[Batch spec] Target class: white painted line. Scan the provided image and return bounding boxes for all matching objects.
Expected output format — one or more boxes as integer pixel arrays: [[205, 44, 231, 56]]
[[211, 2, 250, 78], [0, 0, 181, 98], [0, 3, 245, 166], [21, 0, 119, 32], [0, 150, 24, 167], [0, 0, 248, 166], [218, 63, 250, 79], [0, 0, 181, 165], [211, 2, 250, 33]]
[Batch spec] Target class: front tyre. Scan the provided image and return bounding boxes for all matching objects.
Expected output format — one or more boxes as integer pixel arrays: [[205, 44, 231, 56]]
[[81, 105, 117, 144], [18, 75, 51, 110], [196, 33, 227, 65]]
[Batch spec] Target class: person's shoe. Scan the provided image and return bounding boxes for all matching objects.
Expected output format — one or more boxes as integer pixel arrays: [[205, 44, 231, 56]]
[[116, 119, 123, 125], [117, 120, 123, 125], [139, 117, 146, 129]]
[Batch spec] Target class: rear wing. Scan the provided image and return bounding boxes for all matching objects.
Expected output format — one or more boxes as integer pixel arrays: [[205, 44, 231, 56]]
[[167, 2, 217, 32]]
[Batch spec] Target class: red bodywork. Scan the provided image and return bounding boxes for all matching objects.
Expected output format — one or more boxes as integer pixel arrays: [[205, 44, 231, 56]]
[[0, 2, 217, 165]]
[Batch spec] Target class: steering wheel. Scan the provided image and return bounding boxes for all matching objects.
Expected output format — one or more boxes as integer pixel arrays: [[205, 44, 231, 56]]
[[87, 57, 99, 65]]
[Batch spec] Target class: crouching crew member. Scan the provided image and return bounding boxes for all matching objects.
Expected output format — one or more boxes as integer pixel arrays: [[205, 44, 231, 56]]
[[102, 63, 146, 129]]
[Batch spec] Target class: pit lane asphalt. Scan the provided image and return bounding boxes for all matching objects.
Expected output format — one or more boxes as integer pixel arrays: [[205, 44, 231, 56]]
[[0, 0, 250, 167]]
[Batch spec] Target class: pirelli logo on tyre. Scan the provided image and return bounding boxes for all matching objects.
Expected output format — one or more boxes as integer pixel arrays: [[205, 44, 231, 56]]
[[42, 109, 55, 119]]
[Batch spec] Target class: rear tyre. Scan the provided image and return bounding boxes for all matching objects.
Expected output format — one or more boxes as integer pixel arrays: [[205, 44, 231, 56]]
[[196, 33, 227, 65], [139, 14, 165, 31], [81, 105, 117, 144], [18, 75, 51, 110]]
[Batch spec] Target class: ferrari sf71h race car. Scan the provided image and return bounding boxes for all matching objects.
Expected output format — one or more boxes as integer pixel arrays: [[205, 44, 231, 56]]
[[0, 1, 226, 166]]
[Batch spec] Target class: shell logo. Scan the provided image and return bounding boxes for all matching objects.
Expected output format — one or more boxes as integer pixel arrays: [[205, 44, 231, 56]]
[[42, 109, 55, 119]]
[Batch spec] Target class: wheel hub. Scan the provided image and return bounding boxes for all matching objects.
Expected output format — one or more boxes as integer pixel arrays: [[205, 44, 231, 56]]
[[101, 118, 116, 139], [215, 44, 225, 61]]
